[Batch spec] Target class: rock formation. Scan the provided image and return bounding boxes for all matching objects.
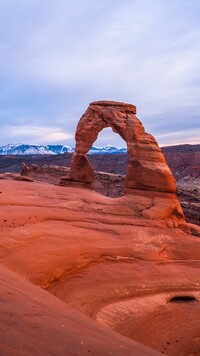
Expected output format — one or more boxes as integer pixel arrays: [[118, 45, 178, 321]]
[[67, 100, 176, 193], [61, 100, 186, 225]]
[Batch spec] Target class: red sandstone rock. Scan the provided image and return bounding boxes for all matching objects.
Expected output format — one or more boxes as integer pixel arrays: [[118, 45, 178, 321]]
[[69, 153, 94, 183], [187, 223, 200, 237], [20, 163, 199, 226], [0, 265, 157, 356], [14, 175, 33, 182], [0, 98, 199, 355], [0, 172, 33, 181], [69, 100, 176, 194], [0, 179, 200, 355], [63, 100, 185, 223]]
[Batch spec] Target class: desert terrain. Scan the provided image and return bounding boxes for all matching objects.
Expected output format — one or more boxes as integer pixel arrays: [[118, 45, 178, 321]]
[[0, 101, 200, 355]]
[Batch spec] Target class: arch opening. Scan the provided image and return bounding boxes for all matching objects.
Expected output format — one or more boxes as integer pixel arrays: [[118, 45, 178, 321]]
[[86, 127, 128, 198], [88, 127, 127, 153]]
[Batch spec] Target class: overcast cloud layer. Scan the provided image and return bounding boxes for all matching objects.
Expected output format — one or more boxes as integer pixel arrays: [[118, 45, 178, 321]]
[[0, 0, 199, 147]]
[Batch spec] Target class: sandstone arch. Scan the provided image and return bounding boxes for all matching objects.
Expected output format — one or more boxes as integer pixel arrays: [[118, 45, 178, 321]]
[[69, 100, 176, 193]]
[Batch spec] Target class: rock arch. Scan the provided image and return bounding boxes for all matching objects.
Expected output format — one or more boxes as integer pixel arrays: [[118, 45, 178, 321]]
[[69, 100, 176, 193]]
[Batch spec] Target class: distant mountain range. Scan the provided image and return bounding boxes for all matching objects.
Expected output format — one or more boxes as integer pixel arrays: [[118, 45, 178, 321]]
[[0, 144, 127, 155]]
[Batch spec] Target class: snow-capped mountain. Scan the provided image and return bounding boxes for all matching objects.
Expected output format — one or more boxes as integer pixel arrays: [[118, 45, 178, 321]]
[[0, 144, 127, 155], [88, 145, 127, 154], [0, 144, 74, 155]]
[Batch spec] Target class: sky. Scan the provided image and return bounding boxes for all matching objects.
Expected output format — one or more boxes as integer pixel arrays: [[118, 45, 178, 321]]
[[0, 0, 200, 148]]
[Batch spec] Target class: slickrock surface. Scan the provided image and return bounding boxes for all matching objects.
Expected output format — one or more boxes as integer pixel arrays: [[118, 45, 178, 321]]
[[0, 265, 157, 356], [22, 165, 186, 227], [20, 162, 200, 226], [0, 178, 200, 355]]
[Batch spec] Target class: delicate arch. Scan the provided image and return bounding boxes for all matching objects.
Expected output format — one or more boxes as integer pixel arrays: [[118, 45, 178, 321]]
[[69, 100, 176, 193]]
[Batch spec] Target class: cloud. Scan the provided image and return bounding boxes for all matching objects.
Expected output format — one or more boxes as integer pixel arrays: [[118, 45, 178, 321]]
[[1, 124, 73, 145], [0, 0, 199, 146], [157, 128, 200, 146]]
